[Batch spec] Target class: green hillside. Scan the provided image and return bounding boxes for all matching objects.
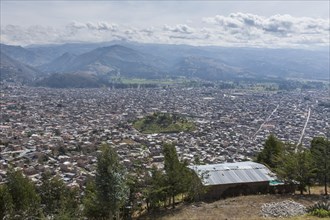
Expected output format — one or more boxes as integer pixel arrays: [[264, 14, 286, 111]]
[[133, 112, 195, 134]]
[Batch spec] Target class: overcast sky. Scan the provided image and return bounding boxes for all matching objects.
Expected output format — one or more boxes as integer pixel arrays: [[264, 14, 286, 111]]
[[1, 1, 329, 48]]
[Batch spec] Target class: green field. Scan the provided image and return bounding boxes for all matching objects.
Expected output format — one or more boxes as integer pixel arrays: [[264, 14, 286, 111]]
[[133, 112, 195, 134]]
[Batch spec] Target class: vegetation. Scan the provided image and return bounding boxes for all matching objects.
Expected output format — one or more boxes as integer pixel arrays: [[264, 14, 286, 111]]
[[0, 136, 328, 219], [310, 137, 330, 195], [308, 201, 330, 218], [256, 134, 284, 169], [38, 172, 80, 218], [133, 112, 195, 134], [84, 144, 129, 219], [5, 169, 41, 219], [276, 149, 316, 194], [144, 143, 202, 211], [256, 135, 329, 195]]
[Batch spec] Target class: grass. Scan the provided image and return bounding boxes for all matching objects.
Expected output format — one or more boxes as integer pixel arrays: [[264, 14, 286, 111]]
[[133, 113, 195, 134], [137, 187, 328, 220], [118, 78, 183, 85]]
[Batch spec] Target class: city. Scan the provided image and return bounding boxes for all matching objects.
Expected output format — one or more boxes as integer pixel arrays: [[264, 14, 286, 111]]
[[0, 84, 328, 186]]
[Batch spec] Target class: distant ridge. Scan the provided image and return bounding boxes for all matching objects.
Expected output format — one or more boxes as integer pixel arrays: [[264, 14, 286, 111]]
[[1, 41, 329, 87], [0, 51, 42, 84]]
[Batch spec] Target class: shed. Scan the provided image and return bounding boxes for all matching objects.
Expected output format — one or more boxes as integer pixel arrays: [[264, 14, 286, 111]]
[[189, 161, 277, 200]]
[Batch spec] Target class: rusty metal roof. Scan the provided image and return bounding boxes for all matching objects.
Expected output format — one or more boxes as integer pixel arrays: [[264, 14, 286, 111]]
[[189, 161, 277, 186]]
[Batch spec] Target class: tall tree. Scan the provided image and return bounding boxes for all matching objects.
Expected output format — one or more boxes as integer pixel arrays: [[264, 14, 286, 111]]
[[38, 172, 80, 218], [83, 179, 102, 219], [94, 143, 129, 219], [310, 137, 330, 195], [163, 143, 193, 208], [276, 148, 316, 194], [0, 184, 13, 219], [39, 172, 65, 215], [144, 165, 168, 211], [163, 143, 183, 208], [6, 169, 41, 219], [257, 134, 284, 169]]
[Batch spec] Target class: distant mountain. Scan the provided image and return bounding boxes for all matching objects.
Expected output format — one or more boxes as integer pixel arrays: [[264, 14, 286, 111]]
[[27, 41, 125, 64], [0, 51, 42, 84], [173, 56, 251, 80], [1, 41, 328, 88], [39, 52, 77, 72], [0, 44, 46, 66], [41, 45, 166, 78], [200, 47, 330, 80]]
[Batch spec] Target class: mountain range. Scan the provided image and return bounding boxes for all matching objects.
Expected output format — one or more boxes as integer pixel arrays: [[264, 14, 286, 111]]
[[0, 42, 329, 87]]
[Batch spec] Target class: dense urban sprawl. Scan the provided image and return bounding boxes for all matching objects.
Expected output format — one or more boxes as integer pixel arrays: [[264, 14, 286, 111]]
[[0, 84, 329, 186]]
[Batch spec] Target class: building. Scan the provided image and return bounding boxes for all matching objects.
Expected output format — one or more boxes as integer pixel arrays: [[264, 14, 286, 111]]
[[189, 161, 279, 200]]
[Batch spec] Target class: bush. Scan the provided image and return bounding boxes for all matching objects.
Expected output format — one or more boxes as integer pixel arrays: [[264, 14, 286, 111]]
[[309, 209, 330, 218], [308, 201, 330, 218]]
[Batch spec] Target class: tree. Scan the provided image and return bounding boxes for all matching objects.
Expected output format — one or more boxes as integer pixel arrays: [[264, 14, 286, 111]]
[[186, 160, 209, 202], [163, 143, 193, 208], [125, 159, 147, 216], [39, 172, 65, 215], [276, 148, 316, 194], [58, 185, 80, 219], [310, 137, 330, 195], [257, 134, 284, 169], [92, 143, 129, 219], [144, 165, 167, 211], [38, 172, 80, 218], [0, 184, 13, 219], [163, 143, 183, 208], [6, 169, 41, 219], [83, 179, 102, 219]]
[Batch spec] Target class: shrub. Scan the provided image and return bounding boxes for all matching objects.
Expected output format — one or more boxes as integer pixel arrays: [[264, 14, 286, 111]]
[[308, 201, 330, 218], [309, 209, 330, 218]]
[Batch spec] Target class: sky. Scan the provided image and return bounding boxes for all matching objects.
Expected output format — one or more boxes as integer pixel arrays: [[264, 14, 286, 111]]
[[1, 1, 329, 48]]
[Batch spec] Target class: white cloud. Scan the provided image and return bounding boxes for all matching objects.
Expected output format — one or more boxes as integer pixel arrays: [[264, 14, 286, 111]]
[[66, 21, 118, 32], [163, 24, 195, 34], [1, 13, 329, 48], [203, 13, 329, 36]]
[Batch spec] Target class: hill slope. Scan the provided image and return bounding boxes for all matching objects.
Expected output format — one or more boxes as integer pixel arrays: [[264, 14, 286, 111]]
[[1, 42, 329, 88], [0, 43, 47, 66], [140, 194, 321, 220], [0, 52, 42, 84], [133, 113, 195, 134], [41, 45, 165, 78]]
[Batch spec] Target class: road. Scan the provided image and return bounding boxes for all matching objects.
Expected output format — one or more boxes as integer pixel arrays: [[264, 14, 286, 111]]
[[253, 104, 280, 141], [296, 107, 311, 151]]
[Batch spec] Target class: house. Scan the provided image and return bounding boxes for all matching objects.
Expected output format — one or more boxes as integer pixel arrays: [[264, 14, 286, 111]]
[[189, 161, 279, 200]]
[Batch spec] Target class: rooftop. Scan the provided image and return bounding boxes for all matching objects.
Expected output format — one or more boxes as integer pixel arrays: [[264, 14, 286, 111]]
[[189, 161, 277, 186]]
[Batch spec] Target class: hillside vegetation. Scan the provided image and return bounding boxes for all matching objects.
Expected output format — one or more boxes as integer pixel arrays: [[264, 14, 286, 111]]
[[133, 113, 195, 134]]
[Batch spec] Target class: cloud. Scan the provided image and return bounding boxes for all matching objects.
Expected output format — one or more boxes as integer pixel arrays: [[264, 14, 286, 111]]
[[67, 21, 118, 32], [163, 24, 195, 34], [1, 13, 329, 48], [203, 13, 329, 36]]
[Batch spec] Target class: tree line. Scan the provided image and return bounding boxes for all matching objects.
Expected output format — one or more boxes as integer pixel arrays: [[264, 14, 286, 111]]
[[256, 135, 330, 195], [0, 143, 202, 219], [1, 136, 329, 219]]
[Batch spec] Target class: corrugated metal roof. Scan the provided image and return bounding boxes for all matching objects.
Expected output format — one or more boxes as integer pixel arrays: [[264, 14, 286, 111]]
[[189, 161, 277, 186]]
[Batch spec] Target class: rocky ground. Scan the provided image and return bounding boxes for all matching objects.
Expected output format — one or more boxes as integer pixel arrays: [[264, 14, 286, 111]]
[[261, 200, 307, 218]]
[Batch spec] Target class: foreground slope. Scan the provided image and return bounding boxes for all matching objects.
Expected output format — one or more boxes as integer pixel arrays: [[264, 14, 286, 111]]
[[140, 194, 323, 220]]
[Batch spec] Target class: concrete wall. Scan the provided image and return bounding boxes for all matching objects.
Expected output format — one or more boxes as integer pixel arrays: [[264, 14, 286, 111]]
[[202, 181, 270, 201]]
